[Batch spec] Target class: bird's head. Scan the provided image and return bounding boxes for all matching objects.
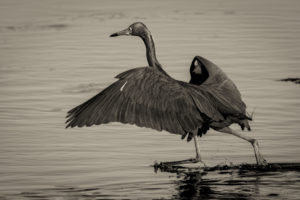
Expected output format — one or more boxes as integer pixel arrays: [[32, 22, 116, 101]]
[[110, 22, 150, 38]]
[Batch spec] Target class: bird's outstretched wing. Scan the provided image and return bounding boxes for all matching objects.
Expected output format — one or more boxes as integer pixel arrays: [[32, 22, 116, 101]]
[[66, 67, 225, 135]]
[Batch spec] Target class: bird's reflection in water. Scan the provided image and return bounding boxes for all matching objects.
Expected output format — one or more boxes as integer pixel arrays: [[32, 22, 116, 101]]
[[172, 171, 256, 199], [154, 163, 300, 200], [175, 171, 216, 199], [174, 171, 260, 199]]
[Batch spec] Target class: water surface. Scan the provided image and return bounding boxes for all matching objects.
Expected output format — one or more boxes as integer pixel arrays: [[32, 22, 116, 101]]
[[0, 0, 300, 199]]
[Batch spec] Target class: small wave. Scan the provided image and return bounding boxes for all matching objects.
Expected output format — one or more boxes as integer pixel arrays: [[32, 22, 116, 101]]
[[223, 10, 237, 15], [154, 161, 300, 174], [43, 24, 69, 30], [279, 78, 300, 84], [154, 162, 300, 199], [13, 186, 114, 200], [1, 23, 69, 32], [64, 82, 105, 94]]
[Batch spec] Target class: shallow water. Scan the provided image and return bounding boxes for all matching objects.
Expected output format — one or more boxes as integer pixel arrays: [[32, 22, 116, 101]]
[[0, 0, 300, 199]]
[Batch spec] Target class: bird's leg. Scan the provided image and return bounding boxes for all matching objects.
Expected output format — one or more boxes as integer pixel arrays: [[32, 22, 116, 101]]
[[194, 135, 201, 160], [193, 136, 207, 167], [217, 127, 267, 166], [155, 133, 206, 167]]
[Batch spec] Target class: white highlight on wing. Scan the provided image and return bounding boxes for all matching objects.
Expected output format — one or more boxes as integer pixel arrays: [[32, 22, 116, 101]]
[[120, 81, 127, 91]]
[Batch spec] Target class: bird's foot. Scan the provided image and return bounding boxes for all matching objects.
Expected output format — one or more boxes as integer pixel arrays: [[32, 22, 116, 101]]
[[157, 158, 196, 166], [154, 157, 206, 167], [193, 156, 207, 168], [256, 154, 268, 167], [153, 157, 207, 173], [251, 140, 268, 167]]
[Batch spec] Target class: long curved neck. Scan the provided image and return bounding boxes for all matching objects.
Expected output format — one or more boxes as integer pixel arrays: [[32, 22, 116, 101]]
[[141, 32, 161, 68]]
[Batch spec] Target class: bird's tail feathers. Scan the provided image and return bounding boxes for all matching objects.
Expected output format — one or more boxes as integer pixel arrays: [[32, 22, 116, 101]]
[[239, 119, 251, 131], [239, 107, 256, 131], [248, 107, 256, 120]]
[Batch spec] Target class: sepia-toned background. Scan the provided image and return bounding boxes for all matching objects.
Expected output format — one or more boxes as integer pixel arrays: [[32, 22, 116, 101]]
[[0, 0, 300, 199]]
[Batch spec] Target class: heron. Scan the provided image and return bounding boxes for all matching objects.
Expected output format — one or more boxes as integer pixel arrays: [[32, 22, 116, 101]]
[[66, 22, 267, 166]]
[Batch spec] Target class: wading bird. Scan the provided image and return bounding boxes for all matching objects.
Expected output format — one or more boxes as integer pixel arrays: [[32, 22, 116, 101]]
[[66, 22, 267, 166]]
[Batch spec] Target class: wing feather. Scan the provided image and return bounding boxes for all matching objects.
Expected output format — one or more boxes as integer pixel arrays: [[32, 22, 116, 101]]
[[66, 67, 226, 135]]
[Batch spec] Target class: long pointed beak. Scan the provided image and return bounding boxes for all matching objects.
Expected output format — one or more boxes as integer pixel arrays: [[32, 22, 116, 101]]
[[110, 28, 130, 37]]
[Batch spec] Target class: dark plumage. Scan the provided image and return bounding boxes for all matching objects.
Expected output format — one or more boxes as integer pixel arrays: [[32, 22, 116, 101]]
[[189, 57, 209, 85], [66, 62, 250, 133], [189, 56, 252, 131], [182, 55, 252, 141], [66, 22, 267, 166], [66, 66, 236, 133]]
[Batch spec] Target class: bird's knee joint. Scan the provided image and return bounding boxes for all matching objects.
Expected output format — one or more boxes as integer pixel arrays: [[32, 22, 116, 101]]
[[250, 139, 258, 146]]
